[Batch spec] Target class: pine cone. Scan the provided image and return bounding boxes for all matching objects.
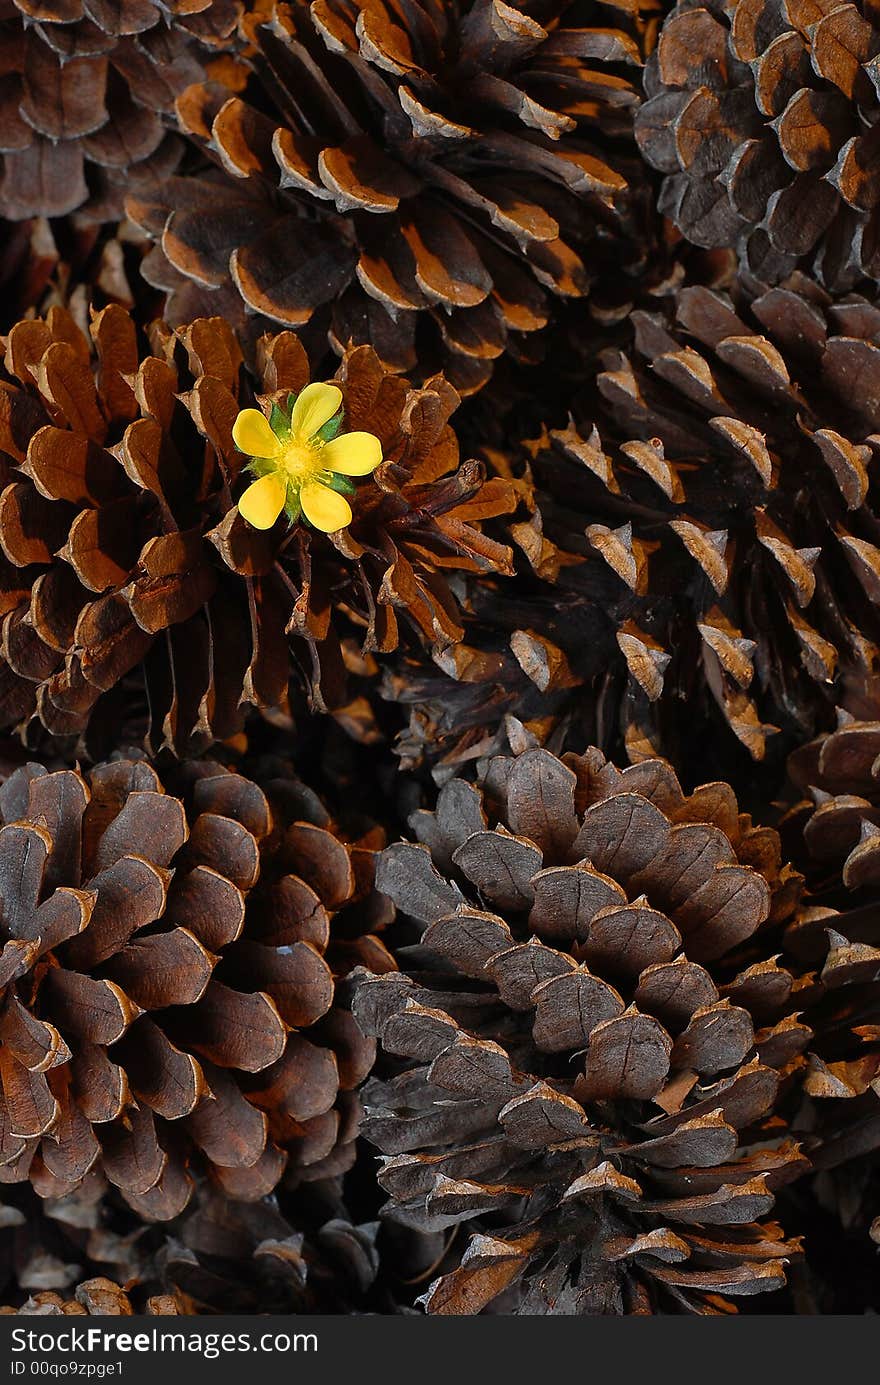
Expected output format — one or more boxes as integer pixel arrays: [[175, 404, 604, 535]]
[[0, 754, 394, 1217], [354, 744, 808, 1315], [0, 0, 244, 224], [780, 722, 880, 1179], [380, 271, 880, 781], [128, 0, 656, 395], [505, 273, 880, 770], [635, 0, 880, 286], [1, 1277, 185, 1315], [0, 305, 514, 753]]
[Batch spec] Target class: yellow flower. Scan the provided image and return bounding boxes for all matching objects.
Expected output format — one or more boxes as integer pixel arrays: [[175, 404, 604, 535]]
[[233, 382, 382, 532]]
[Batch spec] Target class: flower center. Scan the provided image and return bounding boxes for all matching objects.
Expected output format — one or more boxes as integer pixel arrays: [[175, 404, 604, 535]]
[[279, 438, 324, 484]]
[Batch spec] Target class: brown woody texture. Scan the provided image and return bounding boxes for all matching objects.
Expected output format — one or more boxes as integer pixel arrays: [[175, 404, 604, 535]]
[[787, 717, 880, 895], [129, 0, 657, 393], [0, 0, 244, 223], [0, 755, 393, 1217], [0, 305, 514, 753], [514, 274, 880, 769], [778, 721, 880, 1181], [355, 744, 809, 1314], [380, 271, 880, 780], [636, 0, 880, 286]]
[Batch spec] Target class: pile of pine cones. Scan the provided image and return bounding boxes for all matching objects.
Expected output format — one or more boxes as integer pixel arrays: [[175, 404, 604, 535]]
[[0, 0, 878, 1317]]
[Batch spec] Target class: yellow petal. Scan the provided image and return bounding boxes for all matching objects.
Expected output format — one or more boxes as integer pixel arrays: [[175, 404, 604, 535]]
[[238, 474, 287, 530], [232, 408, 283, 459], [291, 382, 343, 440], [322, 431, 383, 476], [300, 480, 352, 533]]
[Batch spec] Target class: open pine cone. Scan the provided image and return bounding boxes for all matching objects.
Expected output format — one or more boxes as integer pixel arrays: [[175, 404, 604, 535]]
[[636, 0, 880, 286], [380, 271, 880, 780], [0, 754, 394, 1218], [509, 273, 880, 768], [0, 304, 515, 753], [129, 0, 656, 394], [354, 744, 809, 1315], [0, 0, 244, 223]]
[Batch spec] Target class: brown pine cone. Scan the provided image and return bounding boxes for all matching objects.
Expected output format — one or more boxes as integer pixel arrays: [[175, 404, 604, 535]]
[[354, 744, 809, 1315], [1, 1277, 186, 1315], [380, 272, 880, 781], [504, 273, 880, 770], [0, 305, 515, 754], [0, 0, 244, 224], [778, 721, 880, 1179], [636, 0, 880, 287], [128, 0, 658, 395], [0, 754, 394, 1218], [787, 717, 880, 894]]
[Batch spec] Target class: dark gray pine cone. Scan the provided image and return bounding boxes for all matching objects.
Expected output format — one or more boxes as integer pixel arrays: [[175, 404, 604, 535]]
[[354, 744, 809, 1314]]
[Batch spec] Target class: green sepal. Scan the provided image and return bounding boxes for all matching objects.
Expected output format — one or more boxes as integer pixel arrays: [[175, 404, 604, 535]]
[[317, 409, 344, 443], [323, 471, 357, 498], [269, 401, 291, 442], [246, 457, 277, 480], [283, 491, 302, 524]]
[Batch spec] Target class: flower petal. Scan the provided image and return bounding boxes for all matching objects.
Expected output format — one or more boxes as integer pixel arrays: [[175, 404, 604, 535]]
[[238, 474, 287, 530], [232, 408, 284, 459], [291, 383, 343, 440], [322, 431, 383, 476], [300, 480, 352, 533]]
